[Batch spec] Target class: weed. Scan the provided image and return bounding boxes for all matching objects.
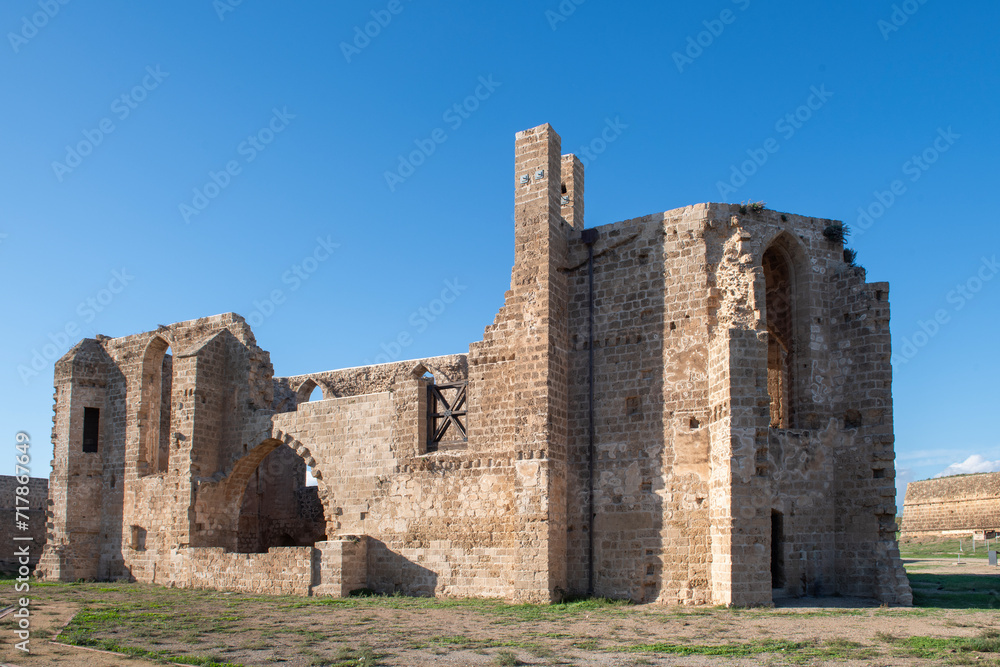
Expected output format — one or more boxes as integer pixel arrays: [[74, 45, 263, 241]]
[[737, 200, 766, 214], [494, 649, 522, 666], [822, 223, 850, 243]]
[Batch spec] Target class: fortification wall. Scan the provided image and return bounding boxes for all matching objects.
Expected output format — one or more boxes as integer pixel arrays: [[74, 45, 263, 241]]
[[0, 476, 48, 573], [901, 472, 1000, 536]]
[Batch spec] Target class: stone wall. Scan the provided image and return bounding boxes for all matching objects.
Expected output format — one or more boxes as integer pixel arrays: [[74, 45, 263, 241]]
[[186, 546, 314, 596], [901, 473, 1000, 536], [36, 314, 277, 583], [564, 207, 713, 604], [0, 476, 48, 574]]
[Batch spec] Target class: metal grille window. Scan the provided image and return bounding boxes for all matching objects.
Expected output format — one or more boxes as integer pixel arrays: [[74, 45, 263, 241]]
[[427, 381, 468, 452]]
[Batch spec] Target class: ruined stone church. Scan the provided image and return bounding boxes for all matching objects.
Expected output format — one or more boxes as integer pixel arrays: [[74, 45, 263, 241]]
[[38, 124, 912, 606]]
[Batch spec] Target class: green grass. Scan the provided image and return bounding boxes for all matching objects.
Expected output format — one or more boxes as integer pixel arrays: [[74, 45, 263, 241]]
[[908, 572, 1000, 609], [57, 633, 242, 667], [624, 638, 801, 657], [900, 537, 996, 560], [288, 592, 632, 624], [324, 645, 381, 666], [909, 573, 1000, 592], [16, 575, 1000, 666], [57, 603, 249, 665], [620, 637, 880, 661], [876, 630, 1000, 659]]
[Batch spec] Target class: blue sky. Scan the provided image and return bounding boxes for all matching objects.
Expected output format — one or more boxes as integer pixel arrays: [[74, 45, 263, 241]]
[[2, 1, 998, 509]]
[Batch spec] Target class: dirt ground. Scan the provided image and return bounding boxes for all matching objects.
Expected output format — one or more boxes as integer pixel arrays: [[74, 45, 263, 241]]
[[904, 557, 999, 575], [1, 558, 998, 667], [0, 599, 167, 667]]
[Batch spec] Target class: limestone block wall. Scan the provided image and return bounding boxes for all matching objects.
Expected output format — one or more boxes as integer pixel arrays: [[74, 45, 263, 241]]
[[313, 537, 368, 596], [37, 314, 278, 584], [564, 206, 714, 604], [768, 427, 838, 597], [697, 204, 908, 605], [830, 275, 909, 604], [36, 339, 114, 582], [271, 357, 552, 600], [468, 123, 570, 601], [185, 546, 314, 596], [901, 473, 1000, 536], [558, 198, 909, 606], [0, 476, 48, 573]]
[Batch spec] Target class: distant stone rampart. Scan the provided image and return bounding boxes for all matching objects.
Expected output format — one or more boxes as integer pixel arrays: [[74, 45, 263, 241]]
[[901, 472, 1000, 537]]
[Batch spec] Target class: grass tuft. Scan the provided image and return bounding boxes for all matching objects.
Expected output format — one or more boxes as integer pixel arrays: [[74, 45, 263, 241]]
[[493, 649, 522, 666]]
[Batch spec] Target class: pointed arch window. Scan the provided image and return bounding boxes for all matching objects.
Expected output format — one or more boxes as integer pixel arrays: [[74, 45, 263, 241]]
[[762, 242, 797, 429], [139, 337, 174, 474]]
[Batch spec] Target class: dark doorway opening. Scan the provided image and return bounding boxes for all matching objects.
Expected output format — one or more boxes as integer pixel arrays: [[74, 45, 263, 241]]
[[771, 510, 785, 589]]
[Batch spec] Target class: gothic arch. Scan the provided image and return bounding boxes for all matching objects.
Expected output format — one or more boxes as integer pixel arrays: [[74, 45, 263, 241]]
[[759, 233, 811, 428], [295, 378, 324, 404], [221, 432, 337, 547], [138, 335, 175, 474]]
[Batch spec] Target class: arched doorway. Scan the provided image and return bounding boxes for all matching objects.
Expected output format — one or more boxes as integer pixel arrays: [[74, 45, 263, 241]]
[[235, 444, 327, 553]]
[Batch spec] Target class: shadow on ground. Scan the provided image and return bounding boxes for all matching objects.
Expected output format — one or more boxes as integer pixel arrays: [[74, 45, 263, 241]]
[[908, 572, 1000, 609]]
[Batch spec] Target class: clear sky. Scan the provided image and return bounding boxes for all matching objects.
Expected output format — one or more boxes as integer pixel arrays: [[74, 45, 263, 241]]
[[2, 1, 998, 510]]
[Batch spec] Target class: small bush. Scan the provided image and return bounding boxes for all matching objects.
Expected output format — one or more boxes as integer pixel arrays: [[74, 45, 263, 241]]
[[738, 200, 766, 214], [823, 223, 850, 244]]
